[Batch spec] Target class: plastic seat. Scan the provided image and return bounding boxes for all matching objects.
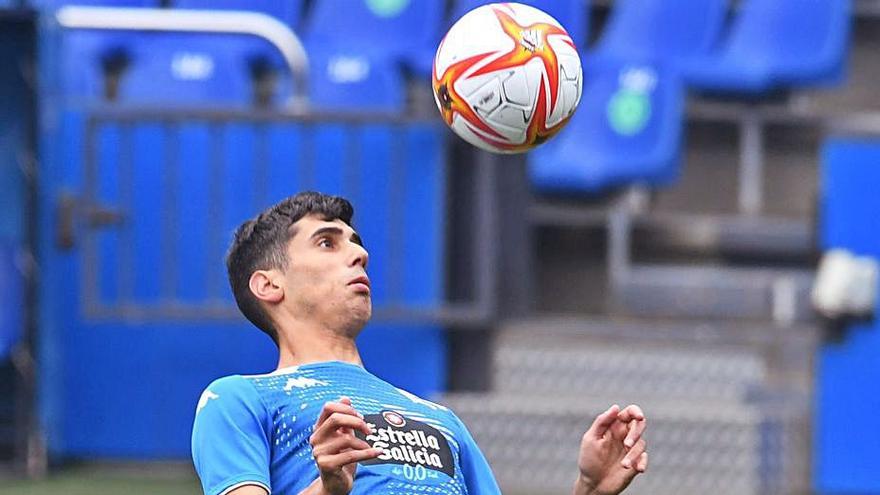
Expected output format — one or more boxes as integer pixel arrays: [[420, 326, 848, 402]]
[[593, 0, 728, 63], [305, 47, 404, 112], [172, 0, 305, 30], [119, 33, 270, 105], [59, 30, 282, 106], [58, 30, 131, 102], [681, 0, 852, 93], [303, 0, 445, 77], [529, 55, 684, 193], [451, 0, 588, 49]]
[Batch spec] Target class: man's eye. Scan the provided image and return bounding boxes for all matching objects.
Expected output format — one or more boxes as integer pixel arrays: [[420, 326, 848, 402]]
[[318, 238, 333, 248]]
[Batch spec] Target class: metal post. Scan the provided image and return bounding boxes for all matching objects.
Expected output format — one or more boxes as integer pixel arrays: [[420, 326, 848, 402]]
[[473, 149, 499, 320], [608, 192, 634, 292], [739, 111, 765, 215]]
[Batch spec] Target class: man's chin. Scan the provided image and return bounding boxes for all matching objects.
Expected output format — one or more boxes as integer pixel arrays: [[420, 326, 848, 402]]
[[343, 304, 371, 335]]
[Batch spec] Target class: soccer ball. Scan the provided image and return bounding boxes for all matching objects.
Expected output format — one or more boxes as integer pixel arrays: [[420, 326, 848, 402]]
[[432, 2, 582, 154]]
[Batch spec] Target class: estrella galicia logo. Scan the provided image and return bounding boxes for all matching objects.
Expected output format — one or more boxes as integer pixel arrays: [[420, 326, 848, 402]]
[[355, 410, 455, 478]]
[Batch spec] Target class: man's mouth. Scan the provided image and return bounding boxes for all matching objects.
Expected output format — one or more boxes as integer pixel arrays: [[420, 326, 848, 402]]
[[349, 275, 371, 293]]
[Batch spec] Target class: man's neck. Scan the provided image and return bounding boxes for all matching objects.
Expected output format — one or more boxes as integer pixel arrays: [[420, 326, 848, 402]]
[[275, 322, 363, 370]]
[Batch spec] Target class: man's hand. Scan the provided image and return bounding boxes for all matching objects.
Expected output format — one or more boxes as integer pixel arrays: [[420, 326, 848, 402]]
[[573, 404, 648, 495], [306, 397, 381, 495]]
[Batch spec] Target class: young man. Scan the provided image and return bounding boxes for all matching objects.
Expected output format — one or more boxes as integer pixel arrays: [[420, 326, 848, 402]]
[[192, 192, 648, 495]]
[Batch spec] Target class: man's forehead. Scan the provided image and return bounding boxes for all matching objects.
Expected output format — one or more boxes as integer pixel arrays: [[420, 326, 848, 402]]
[[290, 215, 354, 238]]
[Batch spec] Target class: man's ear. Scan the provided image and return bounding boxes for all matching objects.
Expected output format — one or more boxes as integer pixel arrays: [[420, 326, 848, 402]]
[[249, 269, 284, 304]]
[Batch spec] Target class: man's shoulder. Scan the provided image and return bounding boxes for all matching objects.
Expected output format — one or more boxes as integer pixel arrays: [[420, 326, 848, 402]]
[[196, 375, 260, 414], [201, 374, 254, 394]]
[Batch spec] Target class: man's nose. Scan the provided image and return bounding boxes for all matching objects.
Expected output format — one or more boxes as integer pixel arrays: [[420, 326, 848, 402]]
[[351, 243, 369, 269]]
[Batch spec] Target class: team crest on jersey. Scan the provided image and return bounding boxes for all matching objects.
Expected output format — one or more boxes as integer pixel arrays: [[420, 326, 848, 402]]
[[382, 411, 406, 427], [356, 410, 455, 478]]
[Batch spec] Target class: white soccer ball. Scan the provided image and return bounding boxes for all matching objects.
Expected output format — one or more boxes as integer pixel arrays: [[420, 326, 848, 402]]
[[432, 2, 582, 154]]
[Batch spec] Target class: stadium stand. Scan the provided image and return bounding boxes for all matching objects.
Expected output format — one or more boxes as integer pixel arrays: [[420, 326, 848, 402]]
[[681, 0, 853, 93], [117, 33, 278, 106], [591, 0, 728, 65], [4, 1, 880, 494], [529, 56, 684, 192], [59, 29, 288, 106], [33, 3, 448, 457], [304, 48, 405, 112], [57, 30, 133, 101], [171, 0, 306, 101], [302, 0, 445, 77]]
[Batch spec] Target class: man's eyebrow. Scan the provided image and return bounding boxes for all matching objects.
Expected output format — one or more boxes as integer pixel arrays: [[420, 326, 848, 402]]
[[310, 226, 363, 246]]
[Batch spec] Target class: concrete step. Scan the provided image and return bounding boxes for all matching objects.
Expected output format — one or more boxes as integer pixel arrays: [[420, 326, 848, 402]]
[[495, 317, 818, 398], [613, 266, 815, 323], [439, 393, 809, 495], [493, 335, 766, 402]]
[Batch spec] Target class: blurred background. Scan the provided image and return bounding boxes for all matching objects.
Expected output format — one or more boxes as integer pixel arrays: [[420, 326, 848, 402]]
[[0, 0, 878, 494]]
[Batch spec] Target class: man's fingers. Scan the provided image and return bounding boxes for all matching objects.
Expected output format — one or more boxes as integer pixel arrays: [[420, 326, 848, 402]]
[[621, 439, 646, 470], [312, 435, 373, 458], [617, 404, 645, 423], [314, 400, 363, 428], [315, 447, 383, 472], [617, 404, 646, 448], [588, 404, 620, 439], [623, 417, 647, 449], [311, 412, 372, 443], [635, 451, 648, 473]]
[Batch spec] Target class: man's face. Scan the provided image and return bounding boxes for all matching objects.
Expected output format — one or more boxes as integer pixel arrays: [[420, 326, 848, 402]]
[[280, 214, 371, 334]]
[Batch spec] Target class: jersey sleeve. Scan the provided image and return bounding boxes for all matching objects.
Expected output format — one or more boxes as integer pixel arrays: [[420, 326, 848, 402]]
[[191, 375, 272, 495], [452, 413, 502, 495]]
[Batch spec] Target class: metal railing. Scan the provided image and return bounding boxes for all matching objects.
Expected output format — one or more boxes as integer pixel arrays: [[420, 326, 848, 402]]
[[55, 6, 310, 109], [68, 106, 499, 328]]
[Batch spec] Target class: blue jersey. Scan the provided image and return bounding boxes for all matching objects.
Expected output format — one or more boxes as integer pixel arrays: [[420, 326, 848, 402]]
[[192, 361, 502, 495]]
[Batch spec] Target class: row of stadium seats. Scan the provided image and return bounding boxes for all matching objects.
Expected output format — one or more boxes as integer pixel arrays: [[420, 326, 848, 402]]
[[595, 0, 850, 94], [531, 0, 851, 193], [49, 0, 851, 193], [50, 0, 851, 107]]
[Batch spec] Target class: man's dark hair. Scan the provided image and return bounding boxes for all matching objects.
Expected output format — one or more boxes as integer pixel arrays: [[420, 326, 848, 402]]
[[226, 191, 354, 345]]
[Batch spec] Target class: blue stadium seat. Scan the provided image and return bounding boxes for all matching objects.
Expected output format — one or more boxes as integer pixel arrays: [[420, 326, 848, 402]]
[[451, 0, 588, 49], [529, 55, 684, 193], [0, 243, 22, 361], [173, 0, 305, 29], [681, 0, 852, 93], [303, 0, 445, 77], [60, 31, 288, 106], [119, 33, 269, 105], [305, 48, 404, 112], [593, 0, 728, 63], [58, 30, 134, 101]]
